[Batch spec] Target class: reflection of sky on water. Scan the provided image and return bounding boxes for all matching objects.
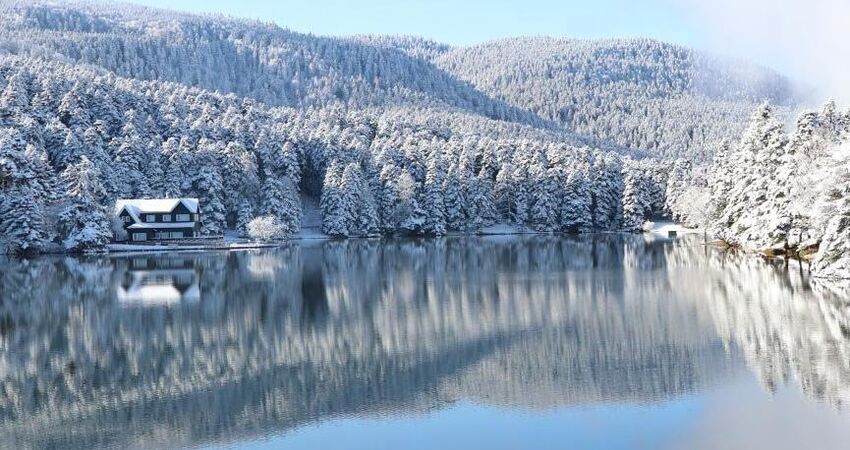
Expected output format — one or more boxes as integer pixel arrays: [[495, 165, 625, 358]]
[[228, 372, 850, 450], [225, 397, 705, 450]]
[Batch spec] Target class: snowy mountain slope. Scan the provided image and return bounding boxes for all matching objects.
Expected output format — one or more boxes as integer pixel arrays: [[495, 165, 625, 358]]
[[1, 51, 658, 254], [0, 0, 541, 126], [0, 0, 810, 254], [433, 37, 800, 160], [0, 1, 803, 162]]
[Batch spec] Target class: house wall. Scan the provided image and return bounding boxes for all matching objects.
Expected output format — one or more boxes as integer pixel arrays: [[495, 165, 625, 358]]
[[130, 228, 196, 242], [118, 201, 201, 242]]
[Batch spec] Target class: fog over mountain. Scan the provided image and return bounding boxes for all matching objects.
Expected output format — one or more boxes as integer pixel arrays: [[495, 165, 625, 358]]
[[676, 0, 850, 103]]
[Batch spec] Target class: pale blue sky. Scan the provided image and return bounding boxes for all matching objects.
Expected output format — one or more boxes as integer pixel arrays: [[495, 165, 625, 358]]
[[122, 0, 704, 47]]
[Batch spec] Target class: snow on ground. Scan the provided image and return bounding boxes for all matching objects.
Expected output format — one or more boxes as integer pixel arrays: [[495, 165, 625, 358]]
[[643, 221, 702, 236], [478, 224, 532, 235], [107, 222, 698, 254]]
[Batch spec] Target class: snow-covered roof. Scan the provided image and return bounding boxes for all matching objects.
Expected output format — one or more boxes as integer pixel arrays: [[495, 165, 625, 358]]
[[127, 222, 196, 230], [115, 198, 199, 221]]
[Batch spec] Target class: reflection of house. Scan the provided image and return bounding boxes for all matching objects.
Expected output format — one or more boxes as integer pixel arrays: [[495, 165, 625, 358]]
[[115, 198, 201, 242], [117, 257, 201, 305]]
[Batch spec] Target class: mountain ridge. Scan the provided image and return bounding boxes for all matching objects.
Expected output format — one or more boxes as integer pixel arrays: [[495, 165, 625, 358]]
[[0, 0, 802, 159]]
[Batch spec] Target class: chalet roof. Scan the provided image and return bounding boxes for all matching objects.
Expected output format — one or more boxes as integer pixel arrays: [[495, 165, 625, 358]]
[[115, 198, 199, 221]]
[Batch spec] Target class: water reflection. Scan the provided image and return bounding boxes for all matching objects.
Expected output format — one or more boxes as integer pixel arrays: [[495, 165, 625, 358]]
[[0, 235, 847, 449], [116, 256, 201, 306]]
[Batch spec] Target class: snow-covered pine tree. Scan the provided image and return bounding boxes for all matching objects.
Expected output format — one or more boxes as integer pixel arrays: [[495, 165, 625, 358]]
[[466, 173, 496, 231], [528, 152, 558, 231], [277, 176, 303, 236], [0, 185, 46, 255], [589, 156, 622, 230], [509, 149, 532, 226], [0, 128, 48, 254], [397, 171, 426, 235], [812, 142, 850, 278], [664, 158, 691, 222], [423, 150, 447, 236], [723, 103, 791, 249], [190, 165, 227, 236], [706, 141, 732, 232], [260, 175, 301, 236], [161, 137, 184, 197], [236, 200, 253, 235], [561, 170, 593, 233], [321, 161, 350, 237], [58, 156, 112, 252], [341, 162, 378, 236], [493, 161, 514, 220], [113, 129, 151, 198], [621, 166, 650, 231], [443, 163, 465, 231]]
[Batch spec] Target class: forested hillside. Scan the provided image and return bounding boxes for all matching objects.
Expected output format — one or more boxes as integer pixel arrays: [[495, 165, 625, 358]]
[[0, 1, 798, 158], [433, 38, 798, 161], [0, 1, 540, 125], [701, 100, 850, 279], [0, 0, 811, 256]]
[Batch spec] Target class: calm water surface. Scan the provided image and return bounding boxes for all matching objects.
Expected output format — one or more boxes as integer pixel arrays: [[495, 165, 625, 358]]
[[2, 234, 850, 450]]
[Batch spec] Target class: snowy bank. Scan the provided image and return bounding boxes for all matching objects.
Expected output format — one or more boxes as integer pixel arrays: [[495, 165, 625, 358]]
[[642, 221, 702, 236]]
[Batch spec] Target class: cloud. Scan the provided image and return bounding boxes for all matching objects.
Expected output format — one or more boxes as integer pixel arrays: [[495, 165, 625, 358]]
[[672, 0, 850, 104]]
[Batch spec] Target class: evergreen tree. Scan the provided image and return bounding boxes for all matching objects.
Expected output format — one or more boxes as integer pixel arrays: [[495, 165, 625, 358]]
[[621, 168, 650, 231], [260, 175, 302, 236], [190, 165, 227, 236], [423, 151, 447, 236], [443, 163, 465, 231], [528, 153, 558, 231], [664, 159, 692, 222], [813, 143, 850, 279], [466, 173, 496, 231], [58, 156, 112, 252], [561, 171, 593, 233], [321, 161, 349, 237], [0, 185, 46, 255]]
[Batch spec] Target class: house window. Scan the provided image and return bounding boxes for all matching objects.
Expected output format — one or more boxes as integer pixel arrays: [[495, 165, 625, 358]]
[[176, 213, 190, 222], [170, 231, 184, 239], [122, 215, 131, 223], [162, 214, 172, 222], [145, 214, 156, 223], [132, 233, 147, 242]]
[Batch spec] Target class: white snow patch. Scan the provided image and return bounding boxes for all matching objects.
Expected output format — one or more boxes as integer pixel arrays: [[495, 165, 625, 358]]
[[643, 221, 702, 236], [478, 224, 534, 235]]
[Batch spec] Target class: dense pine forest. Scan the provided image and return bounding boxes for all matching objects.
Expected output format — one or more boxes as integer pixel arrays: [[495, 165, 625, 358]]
[[0, 0, 848, 278]]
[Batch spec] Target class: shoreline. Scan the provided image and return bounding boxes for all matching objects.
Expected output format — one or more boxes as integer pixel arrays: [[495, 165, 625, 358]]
[[13, 222, 701, 257], [102, 222, 701, 255]]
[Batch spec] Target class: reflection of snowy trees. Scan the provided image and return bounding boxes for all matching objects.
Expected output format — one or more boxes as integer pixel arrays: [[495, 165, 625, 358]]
[[670, 247, 850, 409], [2, 235, 850, 448], [0, 236, 728, 449]]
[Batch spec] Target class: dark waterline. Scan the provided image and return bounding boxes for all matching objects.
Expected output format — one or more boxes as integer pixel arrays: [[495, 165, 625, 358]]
[[1, 234, 849, 450]]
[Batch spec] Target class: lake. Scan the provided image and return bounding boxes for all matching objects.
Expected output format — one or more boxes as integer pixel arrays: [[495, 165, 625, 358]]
[[1, 234, 850, 450]]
